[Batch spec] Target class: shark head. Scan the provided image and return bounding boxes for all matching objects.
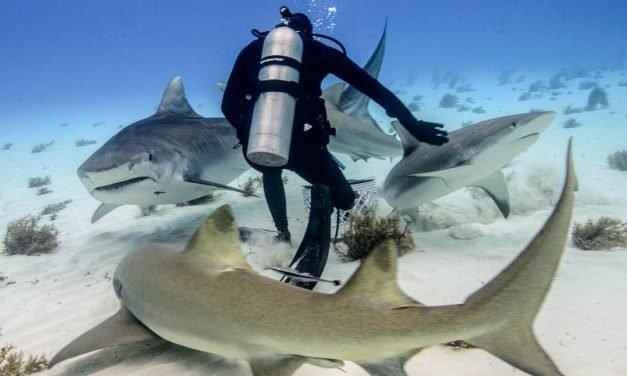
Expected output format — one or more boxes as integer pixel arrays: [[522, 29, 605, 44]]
[[383, 111, 556, 212], [77, 120, 189, 205]]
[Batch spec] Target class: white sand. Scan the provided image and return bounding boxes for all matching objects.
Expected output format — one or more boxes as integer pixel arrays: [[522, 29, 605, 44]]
[[1, 69, 627, 375]]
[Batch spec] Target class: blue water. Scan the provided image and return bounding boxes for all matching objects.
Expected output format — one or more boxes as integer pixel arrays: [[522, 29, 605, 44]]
[[1, 0, 625, 134]]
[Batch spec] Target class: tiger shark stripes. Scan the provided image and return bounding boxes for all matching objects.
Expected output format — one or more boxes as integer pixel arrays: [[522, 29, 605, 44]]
[[383, 111, 557, 216], [51, 139, 576, 376]]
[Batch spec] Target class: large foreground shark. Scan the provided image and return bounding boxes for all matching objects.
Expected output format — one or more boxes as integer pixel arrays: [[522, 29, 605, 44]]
[[77, 76, 252, 223], [51, 139, 576, 375], [383, 111, 556, 217]]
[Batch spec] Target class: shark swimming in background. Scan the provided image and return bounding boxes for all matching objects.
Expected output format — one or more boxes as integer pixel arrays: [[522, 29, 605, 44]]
[[383, 111, 557, 217], [77, 76, 252, 223], [50, 139, 576, 376], [324, 21, 403, 162]]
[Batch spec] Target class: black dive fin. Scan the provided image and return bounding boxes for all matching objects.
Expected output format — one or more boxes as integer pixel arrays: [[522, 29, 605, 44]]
[[184, 176, 260, 197], [282, 183, 332, 290], [49, 306, 162, 368], [91, 203, 122, 223]]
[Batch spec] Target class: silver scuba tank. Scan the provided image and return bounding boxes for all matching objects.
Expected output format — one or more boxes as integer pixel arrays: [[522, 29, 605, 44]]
[[247, 26, 303, 167]]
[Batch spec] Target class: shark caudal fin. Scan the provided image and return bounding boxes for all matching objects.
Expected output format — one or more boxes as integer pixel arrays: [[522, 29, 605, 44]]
[[462, 138, 576, 376]]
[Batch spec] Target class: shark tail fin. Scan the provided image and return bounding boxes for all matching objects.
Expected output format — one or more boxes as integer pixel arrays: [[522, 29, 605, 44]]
[[468, 327, 563, 376], [462, 138, 576, 376]]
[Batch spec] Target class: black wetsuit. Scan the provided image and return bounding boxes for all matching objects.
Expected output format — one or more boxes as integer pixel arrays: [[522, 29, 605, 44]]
[[222, 32, 422, 235]]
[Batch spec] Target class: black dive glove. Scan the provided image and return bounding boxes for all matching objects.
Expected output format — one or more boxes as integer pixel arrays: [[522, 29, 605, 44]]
[[401, 118, 449, 145]]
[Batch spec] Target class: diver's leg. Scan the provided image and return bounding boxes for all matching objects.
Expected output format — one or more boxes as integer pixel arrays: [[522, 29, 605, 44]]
[[281, 183, 332, 290], [261, 168, 291, 243], [295, 147, 356, 210], [281, 147, 350, 289]]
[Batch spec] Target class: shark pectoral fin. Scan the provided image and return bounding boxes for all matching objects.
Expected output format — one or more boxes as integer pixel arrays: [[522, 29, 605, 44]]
[[358, 349, 420, 376], [247, 355, 307, 376], [468, 329, 563, 376], [183, 205, 252, 269], [184, 176, 260, 197], [321, 82, 346, 109], [469, 170, 511, 218], [91, 203, 122, 223], [337, 239, 417, 307], [49, 306, 161, 368]]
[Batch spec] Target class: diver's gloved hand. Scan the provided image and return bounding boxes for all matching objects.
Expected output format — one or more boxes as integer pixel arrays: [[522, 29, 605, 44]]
[[401, 118, 449, 145]]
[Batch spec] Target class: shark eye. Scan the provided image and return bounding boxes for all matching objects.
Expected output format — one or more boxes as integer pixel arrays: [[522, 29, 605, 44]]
[[510, 122, 519, 129], [128, 162, 134, 171], [148, 153, 153, 161]]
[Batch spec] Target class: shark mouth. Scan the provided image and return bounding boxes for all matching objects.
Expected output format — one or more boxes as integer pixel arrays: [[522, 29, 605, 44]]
[[94, 177, 154, 192]]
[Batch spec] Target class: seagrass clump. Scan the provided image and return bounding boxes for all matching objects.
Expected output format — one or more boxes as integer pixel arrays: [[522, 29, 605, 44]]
[[335, 205, 414, 262], [2, 215, 60, 255], [240, 177, 263, 197], [607, 150, 627, 171], [0, 343, 48, 375], [572, 217, 627, 250]]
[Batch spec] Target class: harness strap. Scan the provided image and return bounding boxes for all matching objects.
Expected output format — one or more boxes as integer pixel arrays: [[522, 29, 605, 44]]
[[260, 55, 302, 71], [257, 79, 300, 98]]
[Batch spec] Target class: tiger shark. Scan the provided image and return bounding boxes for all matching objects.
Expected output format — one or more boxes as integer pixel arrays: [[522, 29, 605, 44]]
[[50, 139, 576, 376], [77, 76, 252, 223], [383, 111, 557, 217]]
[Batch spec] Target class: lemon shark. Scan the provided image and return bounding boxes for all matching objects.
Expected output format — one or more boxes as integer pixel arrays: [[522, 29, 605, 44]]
[[50, 139, 576, 375], [77, 76, 253, 223], [383, 111, 556, 217]]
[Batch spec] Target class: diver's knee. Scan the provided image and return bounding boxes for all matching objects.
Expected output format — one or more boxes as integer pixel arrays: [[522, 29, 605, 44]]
[[333, 187, 356, 210]]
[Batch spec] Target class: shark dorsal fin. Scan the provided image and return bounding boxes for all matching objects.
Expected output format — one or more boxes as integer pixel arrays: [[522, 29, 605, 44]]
[[321, 82, 346, 109], [156, 76, 202, 119], [338, 21, 387, 131], [391, 120, 421, 156], [184, 205, 251, 269], [337, 239, 417, 307]]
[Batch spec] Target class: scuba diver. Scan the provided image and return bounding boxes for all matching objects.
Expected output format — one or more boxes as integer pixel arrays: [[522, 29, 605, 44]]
[[222, 7, 448, 289]]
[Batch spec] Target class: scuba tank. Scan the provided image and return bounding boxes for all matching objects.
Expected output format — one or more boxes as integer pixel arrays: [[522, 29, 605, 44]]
[[246, 25, 303, 167]]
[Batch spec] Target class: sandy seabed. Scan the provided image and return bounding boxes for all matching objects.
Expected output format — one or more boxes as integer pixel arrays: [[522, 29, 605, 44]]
[[1, 68, 626, 375]]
